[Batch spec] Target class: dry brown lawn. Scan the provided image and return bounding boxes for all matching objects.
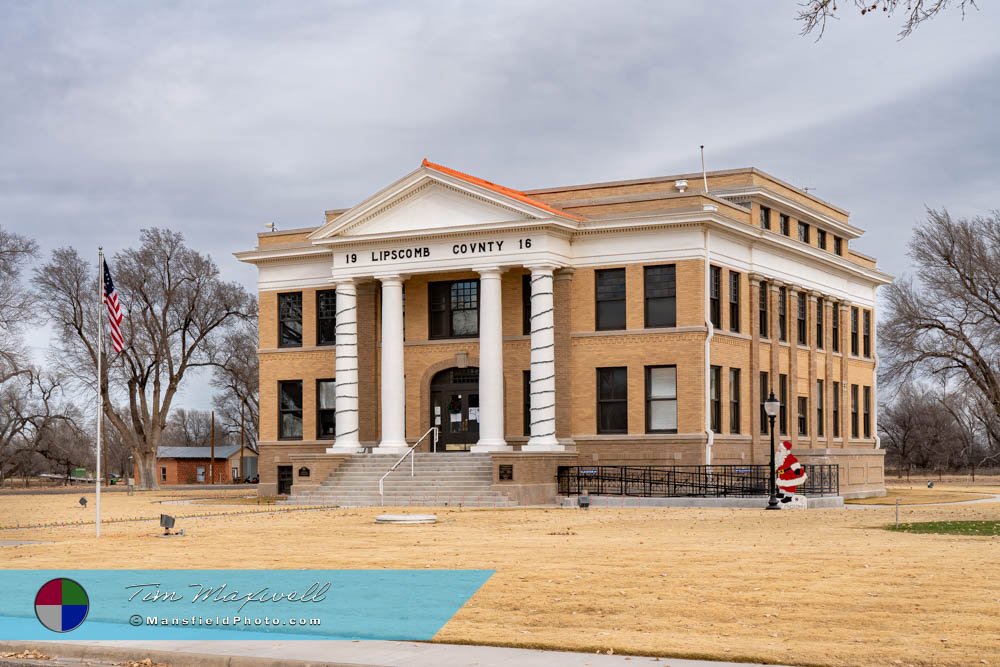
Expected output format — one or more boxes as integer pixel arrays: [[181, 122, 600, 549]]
[[848, 483, 999, 505], [0, 491, 997, 667]]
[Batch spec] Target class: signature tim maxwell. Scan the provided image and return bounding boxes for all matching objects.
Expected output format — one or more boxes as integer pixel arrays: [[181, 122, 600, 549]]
[[124, 581, 330, 614]]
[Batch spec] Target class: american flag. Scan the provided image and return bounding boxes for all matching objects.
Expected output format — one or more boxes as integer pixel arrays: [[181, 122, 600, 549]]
[[102, 260, 124, 353]]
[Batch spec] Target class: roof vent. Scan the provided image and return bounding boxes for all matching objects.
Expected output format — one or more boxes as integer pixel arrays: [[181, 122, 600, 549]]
[[674, 179, 688, 193]]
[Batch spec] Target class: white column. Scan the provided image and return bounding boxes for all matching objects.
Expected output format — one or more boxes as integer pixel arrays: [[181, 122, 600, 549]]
[[472, 268, 511, 452], [374, 275, 408, 454], [328, 279, 359, 452], [523, 265, 563, 451]]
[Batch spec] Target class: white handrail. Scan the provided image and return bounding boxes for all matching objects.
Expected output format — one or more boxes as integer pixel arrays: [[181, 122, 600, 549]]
[[378, 427, 439, 505]]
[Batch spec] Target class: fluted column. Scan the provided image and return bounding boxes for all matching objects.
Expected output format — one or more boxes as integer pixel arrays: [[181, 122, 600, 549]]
[[374, 275, 407, 453], [472, 268, 511, 452], [523, 265, 562, 451], [328, 279, 359, 452]]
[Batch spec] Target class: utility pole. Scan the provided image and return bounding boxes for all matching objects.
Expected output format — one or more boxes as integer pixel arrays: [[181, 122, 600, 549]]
[[239, 400, 247, 484], [210, 410, 215, 485]]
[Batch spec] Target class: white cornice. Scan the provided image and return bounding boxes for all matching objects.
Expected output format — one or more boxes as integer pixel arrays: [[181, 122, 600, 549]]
[[234, 245, 332, 265], [237, 210, 891, 286]]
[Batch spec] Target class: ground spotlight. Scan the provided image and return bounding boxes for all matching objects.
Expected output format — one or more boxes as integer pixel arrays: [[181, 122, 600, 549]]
[[160, 514, 176, 535], [79, 497, 87, 509]]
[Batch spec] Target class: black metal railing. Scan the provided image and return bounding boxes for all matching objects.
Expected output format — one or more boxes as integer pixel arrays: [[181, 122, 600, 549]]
[[557, 464, 839, 498]]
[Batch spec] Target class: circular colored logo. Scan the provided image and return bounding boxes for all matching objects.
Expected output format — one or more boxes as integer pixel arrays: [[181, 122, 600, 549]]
[[34, 578, 89, 633]]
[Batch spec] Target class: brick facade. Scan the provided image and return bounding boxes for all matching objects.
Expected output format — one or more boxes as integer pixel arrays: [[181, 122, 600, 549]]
[[242, 162, 890, 499]]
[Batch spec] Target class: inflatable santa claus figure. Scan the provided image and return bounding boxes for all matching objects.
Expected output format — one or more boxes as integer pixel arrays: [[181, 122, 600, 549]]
[[775, 440, 808, 508]]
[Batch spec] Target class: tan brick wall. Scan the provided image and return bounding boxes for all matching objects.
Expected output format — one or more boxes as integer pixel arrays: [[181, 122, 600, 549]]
[[254, 258, 880, 491]]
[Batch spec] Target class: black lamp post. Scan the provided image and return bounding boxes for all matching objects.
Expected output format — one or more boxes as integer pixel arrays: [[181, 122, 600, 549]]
[[763, 391, 781, 510]]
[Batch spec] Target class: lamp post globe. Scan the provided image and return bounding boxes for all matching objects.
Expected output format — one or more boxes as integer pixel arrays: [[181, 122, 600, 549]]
[[763, 391, 781, 510]]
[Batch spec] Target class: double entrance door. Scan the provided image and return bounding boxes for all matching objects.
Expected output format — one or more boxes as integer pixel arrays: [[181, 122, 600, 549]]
[[429, 367, 479, 451]]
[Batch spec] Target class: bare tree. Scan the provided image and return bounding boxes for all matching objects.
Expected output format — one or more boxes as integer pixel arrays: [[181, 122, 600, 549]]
[[881, 209, 1000, 452], [34, 229, 255, 489], [0, 228, 38, 386], [0, 374, 34, 486], [211, 318, 259, 453], [878, 384, 962, 475], [162, 408, 233, 447], [799, 0, 979, 39]]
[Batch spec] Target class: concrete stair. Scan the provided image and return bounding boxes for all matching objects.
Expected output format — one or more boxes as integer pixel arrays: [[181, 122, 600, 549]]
[[283, 453, 516, 507]]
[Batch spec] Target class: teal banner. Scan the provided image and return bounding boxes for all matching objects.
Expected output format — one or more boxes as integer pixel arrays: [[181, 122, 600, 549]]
[[0, 569, 492, 640]]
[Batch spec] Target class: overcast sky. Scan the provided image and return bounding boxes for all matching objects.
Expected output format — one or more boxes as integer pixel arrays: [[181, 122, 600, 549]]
[[2, 1, 998, 410]]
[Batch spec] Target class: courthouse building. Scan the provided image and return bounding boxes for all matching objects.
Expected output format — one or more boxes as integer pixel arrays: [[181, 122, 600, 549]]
[[237, 159, 890, 501]]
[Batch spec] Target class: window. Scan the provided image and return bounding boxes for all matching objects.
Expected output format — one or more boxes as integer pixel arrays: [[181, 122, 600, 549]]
[[833, 381, 841, 437], [522, 275, 532, 335], [595, 269, 626, 330], [317, 379, 336, 439], [797, 222, 810, 244], [729, 368, 741, 434], [316, 290, 336, 346], [759, 282, 769, 338], [429, 280, 479, 338], [710, 366, 722, 432], [816, 380, 825, 437], [863, 386, 872, 438], [709, 266, 722, 329], [798, 396, 808, 436], [779, 214, 790, 236], [759, 371, 770, 434], [817, 229, 828, 250], [797, 292, 807, 345], [729, 271, 740, 333], [779, 374, 788, 435], [279, 380, 303, 440], [863, 310, 872, 358], [644, 265, 676, 328], [832, 306, 841, 352], [851, 307, 859, 356], [597, 367, 628, 433], [278, 292, 303, 348], [834, 236, 844, 256], [759, 205, 771, 230], [523, 370, 531, 436], [851, 384, 859, 439], [646, 366, 677, 433], [778, 287, 787, 342], [160, 467, 167, 482], [816, 298, 824, 350]]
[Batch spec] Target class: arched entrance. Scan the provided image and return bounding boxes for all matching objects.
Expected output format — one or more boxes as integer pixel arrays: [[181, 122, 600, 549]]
[[429, 367, 479, 451]]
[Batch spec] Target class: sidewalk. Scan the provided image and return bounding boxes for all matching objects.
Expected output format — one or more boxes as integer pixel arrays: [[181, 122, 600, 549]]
[[4, 640, 796, 667]]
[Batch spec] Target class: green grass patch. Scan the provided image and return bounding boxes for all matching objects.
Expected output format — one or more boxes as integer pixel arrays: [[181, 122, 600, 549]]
[[887, 520, 1000, 536]]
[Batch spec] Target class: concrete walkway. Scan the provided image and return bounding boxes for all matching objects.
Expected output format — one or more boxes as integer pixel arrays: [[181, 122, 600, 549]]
[[7, 640, 796, 667]]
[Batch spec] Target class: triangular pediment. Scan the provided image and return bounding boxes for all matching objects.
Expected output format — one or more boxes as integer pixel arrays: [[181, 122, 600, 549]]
[[310, 163, 581, 241], [334, 180, 537, 238]]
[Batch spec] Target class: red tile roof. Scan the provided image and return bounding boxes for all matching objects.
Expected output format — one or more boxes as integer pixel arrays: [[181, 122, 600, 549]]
[[421, 159, 585, 221]]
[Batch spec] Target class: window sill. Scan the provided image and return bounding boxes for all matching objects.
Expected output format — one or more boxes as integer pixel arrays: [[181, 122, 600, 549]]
[[259, 345, 336, 354]]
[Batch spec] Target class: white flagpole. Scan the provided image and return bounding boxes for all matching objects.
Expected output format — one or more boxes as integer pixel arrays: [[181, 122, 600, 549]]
[[96, 248, 103, 538]]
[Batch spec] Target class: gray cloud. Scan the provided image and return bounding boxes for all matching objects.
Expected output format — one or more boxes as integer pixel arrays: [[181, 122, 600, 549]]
[[2, 0, 997, 407]]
